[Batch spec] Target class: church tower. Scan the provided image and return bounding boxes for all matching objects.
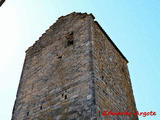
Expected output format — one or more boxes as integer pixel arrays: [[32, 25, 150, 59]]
[[12, 12, 138, 120]]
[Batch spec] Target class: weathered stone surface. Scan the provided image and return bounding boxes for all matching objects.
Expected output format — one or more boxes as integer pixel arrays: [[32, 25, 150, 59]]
[[91, 20, 138, 120], [12, 12, 138, 120]]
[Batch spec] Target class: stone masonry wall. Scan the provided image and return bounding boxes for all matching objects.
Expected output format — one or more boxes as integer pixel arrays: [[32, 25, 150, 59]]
[[91, 20, 138, 119], [12, 13, 97, 120]]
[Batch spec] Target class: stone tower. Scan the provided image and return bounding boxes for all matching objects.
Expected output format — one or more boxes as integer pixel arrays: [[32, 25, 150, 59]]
[[12, 12, 138, 120]]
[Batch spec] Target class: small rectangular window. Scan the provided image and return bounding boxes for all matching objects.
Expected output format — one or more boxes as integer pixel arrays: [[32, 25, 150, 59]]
[[65, 32, 74, 47]]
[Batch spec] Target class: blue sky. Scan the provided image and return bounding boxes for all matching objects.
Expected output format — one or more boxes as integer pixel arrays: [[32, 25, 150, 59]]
[[0, 0, 160, 120]]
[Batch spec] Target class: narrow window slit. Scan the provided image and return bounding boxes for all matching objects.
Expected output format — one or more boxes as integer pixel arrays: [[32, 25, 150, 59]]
[[67, 40, 73, 46], [101, 75, 104, 80], [27, 112, 29, 116], [58, 56, 62, 59], [65, 95, 67, 99]]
